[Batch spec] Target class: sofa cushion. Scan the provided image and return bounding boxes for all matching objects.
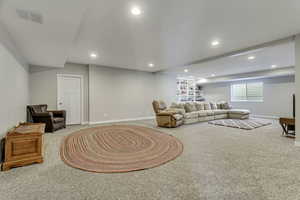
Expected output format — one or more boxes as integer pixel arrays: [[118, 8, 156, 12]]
[[166, 108, 186, 115], [195, 102, 205, 111], [184, 112, 199, 119], [204, 103, 211, 110], [210, 102, 218, 110], [184, 103, 197, 113], [228, 109, 250, 115], [170, 103, 185, 110], [213, 109, 228, 115], [204, 110, 214, 116], [221, 102, 232, 110], [196, 110, 208, 117]]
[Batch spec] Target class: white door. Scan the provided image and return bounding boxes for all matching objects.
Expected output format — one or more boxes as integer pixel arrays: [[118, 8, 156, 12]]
[[57, 75, 82, 125]]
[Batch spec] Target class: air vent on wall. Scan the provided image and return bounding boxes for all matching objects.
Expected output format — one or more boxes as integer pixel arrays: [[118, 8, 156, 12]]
[[16, 9, 43, 24]]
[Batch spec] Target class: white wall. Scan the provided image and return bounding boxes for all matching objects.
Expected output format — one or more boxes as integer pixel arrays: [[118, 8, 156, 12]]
[[295, 34, 300, 145], [202, 76, 295, 118], [0, 24, 29, 137], [89, 65, 157, 123], [155, 73, 177, 105], [29, 63, 89, 122]]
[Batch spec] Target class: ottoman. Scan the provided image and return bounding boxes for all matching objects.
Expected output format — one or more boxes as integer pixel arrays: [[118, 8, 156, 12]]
[[228, 109, 250, 119]]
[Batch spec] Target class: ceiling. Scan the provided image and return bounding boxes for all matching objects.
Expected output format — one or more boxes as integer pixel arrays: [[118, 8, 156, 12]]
[[0, 0, 300, 72], [164, 40, 295, 78]]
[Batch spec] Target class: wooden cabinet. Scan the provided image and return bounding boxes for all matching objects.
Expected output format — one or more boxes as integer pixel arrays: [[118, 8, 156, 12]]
[[2, 123, 45, 171]]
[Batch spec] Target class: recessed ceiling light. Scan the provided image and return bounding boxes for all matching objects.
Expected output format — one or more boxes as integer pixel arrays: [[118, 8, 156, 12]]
[[211, 40, 220, 47], [148, 63, 154, 67], [248, 56, 255, 60], [271, 65, 277, 68], [90, 52, 98, 59], [198, 78, 208, 84], [211, 74, 216, 77], [131, 6, 142, 16], [184, 69, 188, 73]]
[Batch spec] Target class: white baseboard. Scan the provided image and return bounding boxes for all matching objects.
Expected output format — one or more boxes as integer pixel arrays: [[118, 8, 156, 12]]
[[251, 114, 279, 120], [81, 121, 89, 125], [89, 116, 155, 125], [295, 141, 300, 147]]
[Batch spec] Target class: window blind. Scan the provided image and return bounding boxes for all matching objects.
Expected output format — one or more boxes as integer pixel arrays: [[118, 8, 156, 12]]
[[231, 82, 263, 102]]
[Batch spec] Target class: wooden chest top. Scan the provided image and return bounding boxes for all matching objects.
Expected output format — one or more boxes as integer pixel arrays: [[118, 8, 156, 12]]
[[7, 123, 45, 137]]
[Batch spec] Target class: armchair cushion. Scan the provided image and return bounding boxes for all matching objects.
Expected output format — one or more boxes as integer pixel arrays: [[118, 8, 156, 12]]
[[173, 114, 183, 120], [152, 100, 167, 114], [53, 117, 64, 123]]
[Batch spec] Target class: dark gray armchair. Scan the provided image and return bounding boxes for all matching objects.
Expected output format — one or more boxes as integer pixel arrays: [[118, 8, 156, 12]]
[[27, 104, 66, 133]]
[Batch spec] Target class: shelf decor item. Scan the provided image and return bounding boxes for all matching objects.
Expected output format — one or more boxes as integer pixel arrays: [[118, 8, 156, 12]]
[[2, 123, 45, 171], [176, 78, 204, 102]]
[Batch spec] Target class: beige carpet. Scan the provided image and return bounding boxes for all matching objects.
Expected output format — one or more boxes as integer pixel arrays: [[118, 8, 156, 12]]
[[2, 120, 300, 200], [60, 125, 183, 173], [209, 118, 272, 130]]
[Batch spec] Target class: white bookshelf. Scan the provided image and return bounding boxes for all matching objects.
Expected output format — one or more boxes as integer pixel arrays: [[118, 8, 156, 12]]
[[176, 78, 204, 102]]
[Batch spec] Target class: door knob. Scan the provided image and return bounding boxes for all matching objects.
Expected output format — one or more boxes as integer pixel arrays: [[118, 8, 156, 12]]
[[59, 102, 63, 105]]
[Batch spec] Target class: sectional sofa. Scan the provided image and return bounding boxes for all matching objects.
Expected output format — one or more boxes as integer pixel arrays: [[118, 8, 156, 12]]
[[152, 100, 250, 128]]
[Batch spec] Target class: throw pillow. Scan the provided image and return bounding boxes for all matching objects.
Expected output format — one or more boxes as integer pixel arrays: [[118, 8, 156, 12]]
[[216, 103, 222, 109], [222, 102, 232, 110], [195, 102, 205, 111], [204, 103, 211, 110], [184, 103, 197, 113], [170, 103, 185, 110], [170, 103, 179, 109], [210, 102, 218, 110]]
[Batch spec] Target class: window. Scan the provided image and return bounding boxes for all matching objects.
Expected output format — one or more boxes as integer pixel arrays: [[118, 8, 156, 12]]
[[231, 82, 263, 102]]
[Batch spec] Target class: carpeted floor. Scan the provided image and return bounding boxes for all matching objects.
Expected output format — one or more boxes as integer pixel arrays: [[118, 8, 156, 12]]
[[1, 119, 300, 200]]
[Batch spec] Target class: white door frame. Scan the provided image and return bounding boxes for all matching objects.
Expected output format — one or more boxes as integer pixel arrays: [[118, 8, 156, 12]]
[[57, 74, 84, 125]]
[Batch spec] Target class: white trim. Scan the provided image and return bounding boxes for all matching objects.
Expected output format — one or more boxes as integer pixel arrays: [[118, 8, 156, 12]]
[[251, 114, 279, 119], [89, 116, 155, 125], [231, 100, 264, 103], [81, 121, 89, 125], [295, 141, 300, 147], [57, 74, 84, 125]]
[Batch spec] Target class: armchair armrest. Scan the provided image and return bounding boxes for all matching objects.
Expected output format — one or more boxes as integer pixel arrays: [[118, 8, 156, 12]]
[[48, 110, 66, 118], [32, 112, 53, 118], [157, 111, 178, 116], [31, 112, 54, 132]]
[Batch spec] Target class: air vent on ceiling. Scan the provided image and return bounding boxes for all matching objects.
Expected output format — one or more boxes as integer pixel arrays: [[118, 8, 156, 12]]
[[16, 9, 43, 24]]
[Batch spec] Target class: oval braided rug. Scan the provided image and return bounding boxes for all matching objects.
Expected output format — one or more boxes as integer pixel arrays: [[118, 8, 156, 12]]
[[60, 125, 183, 173]]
